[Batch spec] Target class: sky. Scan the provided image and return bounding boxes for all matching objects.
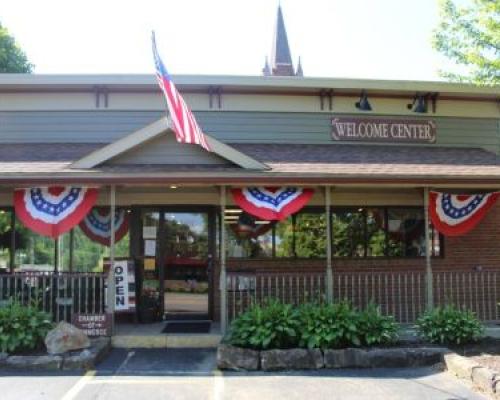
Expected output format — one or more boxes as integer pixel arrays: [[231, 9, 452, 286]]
[[2, 0, 457, 81]]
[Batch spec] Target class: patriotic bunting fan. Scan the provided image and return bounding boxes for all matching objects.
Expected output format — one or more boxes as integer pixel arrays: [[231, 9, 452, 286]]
[[429, 191, 499, 236], [231, 187, 314, 221], [14, 187, 98, 238], [79, 208, 129, 246]]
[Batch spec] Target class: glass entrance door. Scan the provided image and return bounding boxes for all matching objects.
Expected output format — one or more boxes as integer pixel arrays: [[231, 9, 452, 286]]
[[161, 212, 210, 317]]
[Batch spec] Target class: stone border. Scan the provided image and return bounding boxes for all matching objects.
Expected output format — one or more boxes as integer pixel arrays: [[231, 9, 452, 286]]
[[217, 344, 448, 371], [444, 353, 500, 398], [0, 337, 111, 371]]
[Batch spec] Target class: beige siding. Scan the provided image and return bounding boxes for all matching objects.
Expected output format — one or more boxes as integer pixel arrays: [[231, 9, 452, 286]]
[[0, 187, 422, 208]]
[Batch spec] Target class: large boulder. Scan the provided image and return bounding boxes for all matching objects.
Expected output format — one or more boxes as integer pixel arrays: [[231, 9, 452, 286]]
[[261, 348, 324, 371], [217, 344, 260, 371], [45, 322, 90, 355]]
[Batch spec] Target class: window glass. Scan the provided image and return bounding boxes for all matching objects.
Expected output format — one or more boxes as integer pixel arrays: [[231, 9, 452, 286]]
[[387, 208, 426, 257], [0, 210, 12, 272], [226, 210, 272, 258], [164, 213, 208, 260], [294, 213, 326, 258], [14, 219, 55, 272], [366, 208, 386, 257], [274, 217, 294, 258], [332, 210, 365, 257]]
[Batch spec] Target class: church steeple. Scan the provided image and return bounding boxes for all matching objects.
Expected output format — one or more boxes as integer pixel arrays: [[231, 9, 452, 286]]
[[263, 4, 303, 77]]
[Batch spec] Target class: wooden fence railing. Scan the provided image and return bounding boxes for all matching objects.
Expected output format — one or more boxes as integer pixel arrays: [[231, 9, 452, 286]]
[[0, 272, 106, 323], [227, 270, 500, 323]]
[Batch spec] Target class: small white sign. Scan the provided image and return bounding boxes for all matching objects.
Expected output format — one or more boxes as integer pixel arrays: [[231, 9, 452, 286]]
[[143, 226, 157, 239], [114, 260, 129, 311], [144, 240, 156, 257]]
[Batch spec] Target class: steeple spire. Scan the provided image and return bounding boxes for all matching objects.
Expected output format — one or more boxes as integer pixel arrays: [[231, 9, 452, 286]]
[[263, 4, 303, 77]]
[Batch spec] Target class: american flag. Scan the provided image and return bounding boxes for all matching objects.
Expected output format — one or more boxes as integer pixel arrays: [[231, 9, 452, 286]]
[[152, 32, 211, 152]]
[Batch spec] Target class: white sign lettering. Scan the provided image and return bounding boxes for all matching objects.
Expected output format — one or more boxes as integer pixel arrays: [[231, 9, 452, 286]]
[[114, 260, 129, 311]]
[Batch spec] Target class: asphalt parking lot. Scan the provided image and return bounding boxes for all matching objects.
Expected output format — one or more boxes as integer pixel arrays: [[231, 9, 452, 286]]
[[0, 348, 488, 400]]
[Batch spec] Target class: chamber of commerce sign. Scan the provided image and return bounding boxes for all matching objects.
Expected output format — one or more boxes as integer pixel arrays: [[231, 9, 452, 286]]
[[331, 117, 436, 143]]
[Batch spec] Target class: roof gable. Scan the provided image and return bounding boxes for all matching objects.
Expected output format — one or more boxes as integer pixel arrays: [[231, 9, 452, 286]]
[[71, 118, 268, 170]]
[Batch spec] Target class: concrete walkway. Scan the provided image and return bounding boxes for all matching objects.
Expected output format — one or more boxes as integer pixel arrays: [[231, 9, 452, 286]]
[[0, 348, 488, 400]]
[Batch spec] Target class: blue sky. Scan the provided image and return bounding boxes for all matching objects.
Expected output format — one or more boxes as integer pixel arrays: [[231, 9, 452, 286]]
[[2, 0, 456, 81]]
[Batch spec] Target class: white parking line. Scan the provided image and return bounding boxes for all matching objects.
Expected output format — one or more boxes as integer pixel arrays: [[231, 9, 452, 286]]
[[212, 370, 225, 400], [60, 370, 95, 400]]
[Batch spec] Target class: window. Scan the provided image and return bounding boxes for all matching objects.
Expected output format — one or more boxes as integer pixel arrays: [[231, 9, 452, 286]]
[[332, 209, 365, 257], [226, 209, 326, 259], [15, 218, 55, 272], [226, 211, 273, 258], [0, 209, 13, 272], [333, 207, 441, 258], [293, 212, 326, 258]]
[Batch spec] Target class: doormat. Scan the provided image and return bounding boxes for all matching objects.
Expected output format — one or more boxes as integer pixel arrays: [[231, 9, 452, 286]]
[[162, 321, 211, 334], [165, 313, 209, 321]]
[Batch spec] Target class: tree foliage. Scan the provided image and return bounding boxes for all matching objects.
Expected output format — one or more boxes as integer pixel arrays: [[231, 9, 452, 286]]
[[433, 0, 499, 85], [0, 21, 33, 73]]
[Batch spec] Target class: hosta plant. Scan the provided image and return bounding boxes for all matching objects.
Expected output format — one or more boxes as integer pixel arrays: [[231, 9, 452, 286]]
[[415, 304, 483, 345], [0, 301, 53, 353], [357, 303, 399, 346], [227, 300, 300, 350]]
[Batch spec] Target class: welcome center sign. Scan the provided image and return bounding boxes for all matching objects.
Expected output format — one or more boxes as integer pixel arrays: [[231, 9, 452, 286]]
[[331, 117, 436, 144]]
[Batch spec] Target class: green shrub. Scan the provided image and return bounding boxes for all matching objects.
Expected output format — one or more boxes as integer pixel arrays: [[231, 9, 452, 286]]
[[415, 305, 483, 345], [0, 301, 53, 353], [358, 303, 399, 346], [298, 301, 361, 349], [227, 300, 300, 350]]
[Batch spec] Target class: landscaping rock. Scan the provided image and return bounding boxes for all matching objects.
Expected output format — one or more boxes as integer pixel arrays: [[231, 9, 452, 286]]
[[471, 366, 498, 394], [261, 348, 323, 371], [88, 337, 111, 364], [444, 353, 480, 380], [45, 321, 90, 355], [6, 355, 63, 370], [217, 344, 260, 371], [366, 348, 409, 368], [324, 348, 369, 368], [405, 347, 449, 367], [62, 349, 94, 370]]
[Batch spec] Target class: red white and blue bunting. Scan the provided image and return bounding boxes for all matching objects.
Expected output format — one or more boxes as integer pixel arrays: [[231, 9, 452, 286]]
[[79, 208, 129, 246], [14, 187, 98, 238], [429, 191, 499, 236], [231, 187, 314, 221]]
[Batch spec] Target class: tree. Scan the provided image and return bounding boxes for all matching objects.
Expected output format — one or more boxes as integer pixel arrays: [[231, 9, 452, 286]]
[[0, 21, 33, 73], [432, 0, 499, 85]]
